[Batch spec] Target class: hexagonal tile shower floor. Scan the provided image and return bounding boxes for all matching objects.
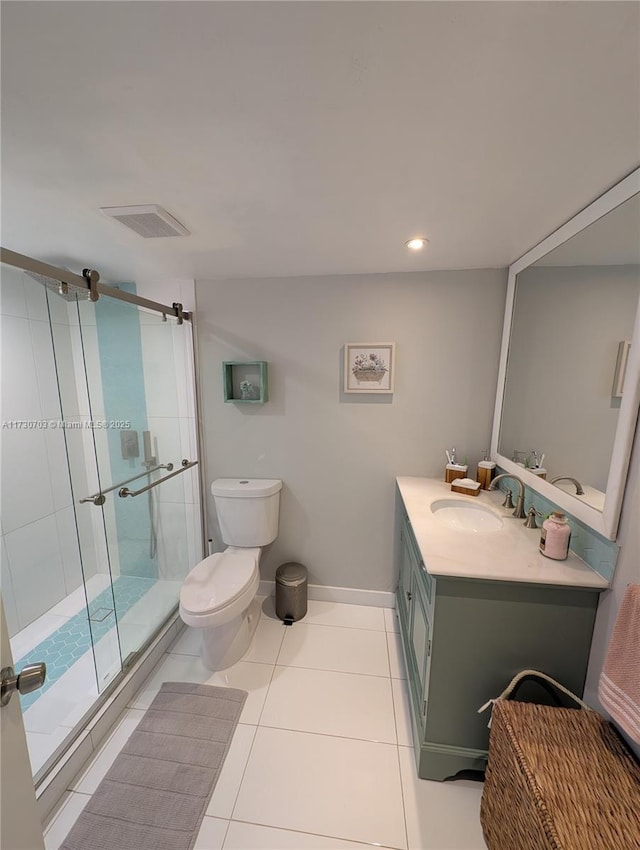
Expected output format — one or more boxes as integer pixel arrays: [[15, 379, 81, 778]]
[[15, 576, 157, 712], [10, 574, 183, 775]]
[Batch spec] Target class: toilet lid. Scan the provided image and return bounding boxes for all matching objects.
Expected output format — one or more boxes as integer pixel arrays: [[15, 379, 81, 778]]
[[180, 550, 257, 614]]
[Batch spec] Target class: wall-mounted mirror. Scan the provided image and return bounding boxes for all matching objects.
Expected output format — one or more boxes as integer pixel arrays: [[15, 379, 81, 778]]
[[491, 168, 640, 540]]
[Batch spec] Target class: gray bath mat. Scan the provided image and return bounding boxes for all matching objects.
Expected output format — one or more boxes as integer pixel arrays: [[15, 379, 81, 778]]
[[61, 682, 247, 850]]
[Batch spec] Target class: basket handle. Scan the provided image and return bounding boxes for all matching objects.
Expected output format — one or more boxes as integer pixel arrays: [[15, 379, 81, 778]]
[[478, 669, 592, 727]]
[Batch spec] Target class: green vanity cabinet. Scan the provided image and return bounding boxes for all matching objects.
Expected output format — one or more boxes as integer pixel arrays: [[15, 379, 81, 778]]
[[398, 513, 433, 734], [396, 503, 602, 782]]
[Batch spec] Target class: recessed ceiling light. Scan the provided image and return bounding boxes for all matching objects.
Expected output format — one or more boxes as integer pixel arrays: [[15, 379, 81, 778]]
[[406, 238, 429, 251]]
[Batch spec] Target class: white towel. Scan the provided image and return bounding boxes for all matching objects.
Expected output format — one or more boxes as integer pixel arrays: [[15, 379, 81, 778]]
[[598, 584, 640, 744]]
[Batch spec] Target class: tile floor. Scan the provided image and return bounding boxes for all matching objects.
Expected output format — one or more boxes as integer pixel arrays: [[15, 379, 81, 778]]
[[44, 599, 487, 850]]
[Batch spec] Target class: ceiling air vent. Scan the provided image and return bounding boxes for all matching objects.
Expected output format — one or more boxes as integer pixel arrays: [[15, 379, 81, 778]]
[[100, 205, 190, 238]]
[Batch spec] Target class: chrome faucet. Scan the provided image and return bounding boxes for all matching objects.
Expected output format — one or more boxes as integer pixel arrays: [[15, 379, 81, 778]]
[[550, 476, 584, 495], [489, 473, 527, 518]]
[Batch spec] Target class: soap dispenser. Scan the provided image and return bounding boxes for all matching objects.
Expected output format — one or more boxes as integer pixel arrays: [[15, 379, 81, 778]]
[[477, 452, 496, 490]]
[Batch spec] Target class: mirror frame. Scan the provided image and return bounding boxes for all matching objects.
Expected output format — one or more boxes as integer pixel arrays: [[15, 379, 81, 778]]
[[491, 167, 640, 540]]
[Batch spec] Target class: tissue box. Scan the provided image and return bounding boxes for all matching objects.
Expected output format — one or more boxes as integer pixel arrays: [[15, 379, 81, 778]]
[[451, 478, 481, 497]]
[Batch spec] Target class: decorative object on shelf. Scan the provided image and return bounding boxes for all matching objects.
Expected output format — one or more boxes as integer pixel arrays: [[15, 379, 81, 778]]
[[223, 361, 268, 403], [344, 342, 395, 394]]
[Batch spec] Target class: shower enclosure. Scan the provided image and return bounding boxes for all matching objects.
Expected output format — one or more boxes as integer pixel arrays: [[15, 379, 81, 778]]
[[0, 250, 202, 780]]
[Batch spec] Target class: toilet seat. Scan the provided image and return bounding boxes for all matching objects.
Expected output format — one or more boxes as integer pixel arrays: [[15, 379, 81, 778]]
[[180, 548, 260, 629]]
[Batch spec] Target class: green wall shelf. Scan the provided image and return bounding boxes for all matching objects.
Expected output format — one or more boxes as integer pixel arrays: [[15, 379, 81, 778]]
[[223, 361, 268, 403]]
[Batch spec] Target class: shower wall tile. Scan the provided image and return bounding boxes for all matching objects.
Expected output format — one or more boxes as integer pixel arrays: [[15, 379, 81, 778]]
[[55, 507, 84, 595], [1, 314, 43, 420], [44, 428, 73, 511], [101, 500, 121, 578], [92, 427, 111, 476], [1, 272, 103, 633], [73, 341, 95, 420], [152, 486, 200, 578], [172, 323, 191, 419], [185, 501, 204, 567], [1, 535, 20, 637], [4, 515, 66, 629], [77, 299, 96, 327], [23, 273, 49, 322], [62, 424, 93, 500], [1, 268, 27, 317], [95, 289, 155, 580], [70, 324, 92, 417], [31, 320, 63, 420], [50, 324, 80, 418], [1, 427, 55, 533], [147, 416, 184, 502], [179, 417, 200, 501], [75, 500, 104, 578], [140, 323, 180, 419], [66, 298, 81, 328], [156, 501, 189, 580], [45, 288, 72, 325], [79, 322, 105, 418]]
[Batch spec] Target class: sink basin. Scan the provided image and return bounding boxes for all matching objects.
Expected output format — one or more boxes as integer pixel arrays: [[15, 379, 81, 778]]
[[430, 498, 503, 532]]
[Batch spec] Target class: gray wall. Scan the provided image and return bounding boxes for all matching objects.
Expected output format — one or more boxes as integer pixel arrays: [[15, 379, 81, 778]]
[[196, 270, 507, 591], [500, 265, 639, 490]]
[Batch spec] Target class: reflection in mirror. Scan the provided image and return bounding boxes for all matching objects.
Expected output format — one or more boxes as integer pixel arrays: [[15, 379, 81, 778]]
[[499, 194, 640, 513], [492, 167, 640, 540]]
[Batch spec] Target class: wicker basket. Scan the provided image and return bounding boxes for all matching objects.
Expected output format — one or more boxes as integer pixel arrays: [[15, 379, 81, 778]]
[[481, 700, 640, 850], [353, 369, 386, 382]]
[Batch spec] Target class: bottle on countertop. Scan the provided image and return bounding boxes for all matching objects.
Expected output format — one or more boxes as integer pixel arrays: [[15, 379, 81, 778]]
[[539, 511, 571, 560], [477, 451, 496, 490]]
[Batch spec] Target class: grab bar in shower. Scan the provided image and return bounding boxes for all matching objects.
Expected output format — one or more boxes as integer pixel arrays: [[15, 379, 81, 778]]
[[80, 463, 174, 506], [119, 459, 198, 498]]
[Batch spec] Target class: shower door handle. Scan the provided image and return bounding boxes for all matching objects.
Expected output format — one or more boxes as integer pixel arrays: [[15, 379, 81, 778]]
[[1, 662, 46, 707], [119, 459, 198, 498]]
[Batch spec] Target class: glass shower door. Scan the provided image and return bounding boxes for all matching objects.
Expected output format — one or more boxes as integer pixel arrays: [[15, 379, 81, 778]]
[[1, 266, 121, 777], [77, 290, 200, 667], [2, 257, 200, 780]]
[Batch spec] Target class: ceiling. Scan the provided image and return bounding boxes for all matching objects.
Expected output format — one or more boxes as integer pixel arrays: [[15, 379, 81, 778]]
[[534, 194, 640, 267], [1, 1, 639, 284]]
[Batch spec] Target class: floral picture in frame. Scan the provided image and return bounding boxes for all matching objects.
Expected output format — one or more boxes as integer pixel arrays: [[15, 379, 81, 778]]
[[344, 343, 395, 393]]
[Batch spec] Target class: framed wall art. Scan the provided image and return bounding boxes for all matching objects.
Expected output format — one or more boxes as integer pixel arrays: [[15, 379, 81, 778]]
[[344, 343, 395, 394]]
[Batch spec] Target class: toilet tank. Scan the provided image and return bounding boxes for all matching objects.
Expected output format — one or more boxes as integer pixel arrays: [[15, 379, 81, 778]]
[[211, 479, 282, 547]]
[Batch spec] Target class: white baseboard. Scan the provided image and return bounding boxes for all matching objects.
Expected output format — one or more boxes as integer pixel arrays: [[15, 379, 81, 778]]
[[258, 580, 395, 609]]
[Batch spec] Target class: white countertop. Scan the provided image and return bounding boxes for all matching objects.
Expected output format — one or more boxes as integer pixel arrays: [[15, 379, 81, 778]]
[[397, 477, 609, 590]]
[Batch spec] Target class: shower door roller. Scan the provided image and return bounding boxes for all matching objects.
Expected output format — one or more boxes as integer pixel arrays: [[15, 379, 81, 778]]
[[0, 662, 46, 707]]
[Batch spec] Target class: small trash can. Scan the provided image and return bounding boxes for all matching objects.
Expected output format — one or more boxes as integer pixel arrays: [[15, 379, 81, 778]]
[[275, 562, 308, 624]]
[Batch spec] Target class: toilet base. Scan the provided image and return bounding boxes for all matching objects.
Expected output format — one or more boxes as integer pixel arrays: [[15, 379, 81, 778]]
[[201, 597, 261, 671]]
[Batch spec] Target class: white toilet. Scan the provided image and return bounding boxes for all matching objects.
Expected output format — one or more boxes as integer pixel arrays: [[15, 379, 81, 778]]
[[180, 478, 282, 671]]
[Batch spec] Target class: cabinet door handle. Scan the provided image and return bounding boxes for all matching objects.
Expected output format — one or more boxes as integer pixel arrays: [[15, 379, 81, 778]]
[[422, 700, 426, 716], [406, 590, 412, 602]]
